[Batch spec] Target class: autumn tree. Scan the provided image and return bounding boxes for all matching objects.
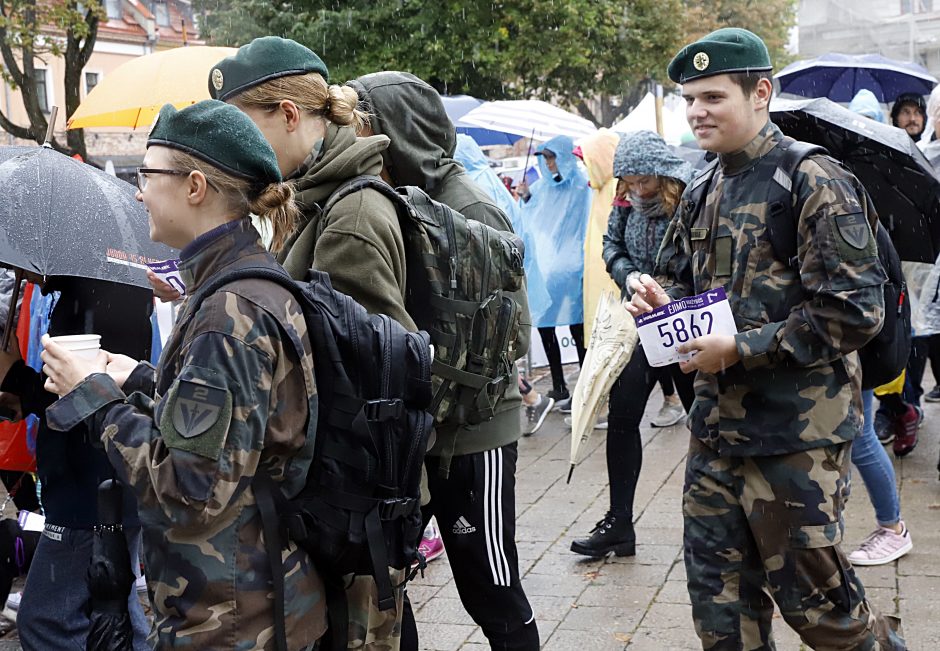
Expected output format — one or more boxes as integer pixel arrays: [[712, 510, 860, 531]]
[[0, 0, 102, 157]]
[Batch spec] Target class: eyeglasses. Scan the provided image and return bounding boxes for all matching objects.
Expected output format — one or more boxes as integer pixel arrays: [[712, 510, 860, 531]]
[[136, 168, 219, 193]]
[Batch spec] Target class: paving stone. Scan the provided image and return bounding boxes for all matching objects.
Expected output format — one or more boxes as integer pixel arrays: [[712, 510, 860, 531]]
[[415, 597, 477, 626], [542, 627, 631, 651], [559, 604, 644, 632], [415, 622, 476, 650]]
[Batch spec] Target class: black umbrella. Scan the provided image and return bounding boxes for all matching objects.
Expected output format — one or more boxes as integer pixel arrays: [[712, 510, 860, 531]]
[[0, 143, 175, 349], [86, 479, 134, 651], [770, 96, 940, 263]]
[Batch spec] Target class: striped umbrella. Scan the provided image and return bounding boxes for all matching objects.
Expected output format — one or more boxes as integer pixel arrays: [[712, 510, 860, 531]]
[[459, 99, 597, 142]]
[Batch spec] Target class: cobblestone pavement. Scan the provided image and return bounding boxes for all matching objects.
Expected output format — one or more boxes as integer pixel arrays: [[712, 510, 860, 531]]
[[0, 366, 937, 650], [411, 367, 940, 650]]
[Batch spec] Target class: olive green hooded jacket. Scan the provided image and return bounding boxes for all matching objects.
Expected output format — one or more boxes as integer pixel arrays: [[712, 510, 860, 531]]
[[348, 71, 531, 466]]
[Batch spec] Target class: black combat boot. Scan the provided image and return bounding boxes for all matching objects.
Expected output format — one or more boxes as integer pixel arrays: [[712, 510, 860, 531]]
[[569, 511, 635, 558]]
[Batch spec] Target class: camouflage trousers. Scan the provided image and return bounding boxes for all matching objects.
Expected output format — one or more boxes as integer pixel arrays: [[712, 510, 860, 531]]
[[683, 435, 905, 651], [345, 569, 406, 650]]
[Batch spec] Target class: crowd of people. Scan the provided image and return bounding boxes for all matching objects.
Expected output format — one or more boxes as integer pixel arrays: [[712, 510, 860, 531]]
[[0, 24, 928, 651]]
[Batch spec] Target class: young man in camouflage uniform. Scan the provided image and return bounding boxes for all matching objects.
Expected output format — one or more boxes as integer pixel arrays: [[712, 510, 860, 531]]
[[627, 28, 906, 650]]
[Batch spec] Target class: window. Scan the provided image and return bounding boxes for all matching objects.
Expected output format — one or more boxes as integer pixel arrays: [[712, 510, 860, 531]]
[[902, 0, 934, 13], [153, 1, 170, 26], [85, 72, 99, 95], [35, 69, 49, 114], [105, 0, 122, 19]]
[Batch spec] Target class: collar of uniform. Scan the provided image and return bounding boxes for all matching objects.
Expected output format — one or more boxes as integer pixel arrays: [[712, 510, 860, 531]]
[[718, 121, 780, 176], [179, 217, 266, 292], [288, 122, 340, 181]]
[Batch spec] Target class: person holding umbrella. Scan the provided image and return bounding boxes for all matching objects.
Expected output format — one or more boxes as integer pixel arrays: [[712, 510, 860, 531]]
[[569, 131, 696, 558], [0, 277, 152, 651], [40, 100, 326, 649], [628, 27, 905, 649]]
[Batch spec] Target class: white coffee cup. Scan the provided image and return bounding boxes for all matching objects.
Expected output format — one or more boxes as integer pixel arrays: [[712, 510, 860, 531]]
[[47, 334, 102, 360]]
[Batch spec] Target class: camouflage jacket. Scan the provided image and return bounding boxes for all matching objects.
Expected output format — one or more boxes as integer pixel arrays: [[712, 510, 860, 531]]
[[656, 122, 886, 457], [47, 219, 325, 650]]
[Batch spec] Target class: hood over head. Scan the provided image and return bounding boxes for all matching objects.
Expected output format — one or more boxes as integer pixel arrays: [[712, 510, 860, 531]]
[[347, 71, 458, 190], [536, 135, 580, 183], [848, 89, 886, 123], [576, 129, 620, 189], [612, 130, 693, 185]]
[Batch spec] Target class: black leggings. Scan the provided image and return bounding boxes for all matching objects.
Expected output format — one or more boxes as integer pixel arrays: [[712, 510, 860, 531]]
[[537, 325, 586, 394], [605, 350, 695, 518]]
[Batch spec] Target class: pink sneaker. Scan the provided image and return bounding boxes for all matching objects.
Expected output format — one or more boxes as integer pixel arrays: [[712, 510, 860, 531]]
[[416, 520, 445, 565], [848, 522, 912, 566]]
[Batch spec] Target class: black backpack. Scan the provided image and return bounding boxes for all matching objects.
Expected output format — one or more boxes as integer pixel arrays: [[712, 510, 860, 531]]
[[687, 137, 910, 390], [185, 266, 434, 651], [323, 176, 526, 427]]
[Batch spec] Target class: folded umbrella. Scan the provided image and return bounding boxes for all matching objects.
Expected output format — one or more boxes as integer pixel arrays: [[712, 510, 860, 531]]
[[67, 46, 237, 130], [775, 53, 937, 103], [568, 291, 638, 483], [459, 99, 597, 142], [86, 479, 134, 651], [770, 96, 940, 263]]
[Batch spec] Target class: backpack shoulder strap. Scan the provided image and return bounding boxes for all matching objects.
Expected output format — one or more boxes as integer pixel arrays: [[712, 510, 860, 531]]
[[323, 174, 408, 217], [765, 137, 828, 270], [686, 157, 719, 223]]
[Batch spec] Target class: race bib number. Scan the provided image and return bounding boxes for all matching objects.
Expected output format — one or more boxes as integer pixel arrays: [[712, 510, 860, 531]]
[[147, 259, 186, 297], [635, 288, 737, 367]]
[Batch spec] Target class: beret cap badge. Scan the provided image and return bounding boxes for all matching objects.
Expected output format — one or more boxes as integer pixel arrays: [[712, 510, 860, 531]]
[[211, 68, 224, 92], [693, 52, 710, 72]]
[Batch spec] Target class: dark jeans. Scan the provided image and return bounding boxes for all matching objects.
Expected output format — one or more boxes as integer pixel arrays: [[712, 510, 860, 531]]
[[18, 525, 149, 651], [537, 325, 586, 394], [606, 350, 695, 517]]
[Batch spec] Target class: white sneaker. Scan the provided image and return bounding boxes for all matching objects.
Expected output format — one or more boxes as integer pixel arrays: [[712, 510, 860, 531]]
[[563, 416, 607, 430], [651, 401, 685, 427], [5, 591, 21, 611], [135, 574, 148, 593], [848, 522, 913, 566]]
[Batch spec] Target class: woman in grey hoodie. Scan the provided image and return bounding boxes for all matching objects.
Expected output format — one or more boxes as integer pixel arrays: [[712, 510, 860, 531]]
[[570, 131, 696, 558]]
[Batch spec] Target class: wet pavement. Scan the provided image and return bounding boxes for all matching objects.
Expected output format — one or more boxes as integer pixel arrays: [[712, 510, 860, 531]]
[[410, 366, 940, 650]]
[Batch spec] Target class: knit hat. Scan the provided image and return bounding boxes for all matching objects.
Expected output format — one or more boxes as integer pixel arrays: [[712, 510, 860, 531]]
[[668, 28, 772, 84], [208, 36, 329, 102], [613, 130, 693, 185], [147, 101, 282, 185]]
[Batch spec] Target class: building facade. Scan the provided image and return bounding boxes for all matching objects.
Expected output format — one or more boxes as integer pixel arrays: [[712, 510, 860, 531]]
[[0, 0, 203, 171], [798, 0, 940, 77]]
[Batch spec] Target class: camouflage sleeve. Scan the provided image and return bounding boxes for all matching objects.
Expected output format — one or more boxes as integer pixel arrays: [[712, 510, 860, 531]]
[[655, 204, 695, 301], [734, 158, 886, 370]]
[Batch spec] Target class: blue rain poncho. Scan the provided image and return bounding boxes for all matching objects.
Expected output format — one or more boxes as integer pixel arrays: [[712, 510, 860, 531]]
[[452, 134, 552, 318], [848, 89, 887, 123], [519, 135, 592, 327], [454, 134, 520, 224]]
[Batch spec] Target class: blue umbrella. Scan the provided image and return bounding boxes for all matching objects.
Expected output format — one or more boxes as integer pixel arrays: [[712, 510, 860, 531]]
[[441, 95, 521, 146], [775, 53, 937, 103]]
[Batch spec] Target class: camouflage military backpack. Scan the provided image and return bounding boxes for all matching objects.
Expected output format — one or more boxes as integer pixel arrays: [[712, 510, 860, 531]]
[[186, 266, 434, 651], [323, 176, 526, 428], [688, 136, 911, 390]]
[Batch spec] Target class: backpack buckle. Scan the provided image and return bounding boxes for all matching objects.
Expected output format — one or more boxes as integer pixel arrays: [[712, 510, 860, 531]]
[[365, 399, 404, 422], [378, 497, 416, 520]]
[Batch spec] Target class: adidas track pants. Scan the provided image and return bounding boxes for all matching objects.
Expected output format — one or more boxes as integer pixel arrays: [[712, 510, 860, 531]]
[[403, 441, 539, 651]]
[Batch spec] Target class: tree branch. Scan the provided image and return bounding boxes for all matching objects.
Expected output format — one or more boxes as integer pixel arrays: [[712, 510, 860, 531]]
[[0, 106, 34, 140]]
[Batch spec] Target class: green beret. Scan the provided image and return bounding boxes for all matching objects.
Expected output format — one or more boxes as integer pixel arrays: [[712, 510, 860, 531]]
[[208, 36, 329, 102], [147, 101, 282, 185], [668, 28, 772, 84]]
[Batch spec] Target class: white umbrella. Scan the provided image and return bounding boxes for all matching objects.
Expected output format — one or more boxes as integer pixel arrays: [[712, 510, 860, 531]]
[[458, 99, 598, 141], [567, 291, 638, 482]]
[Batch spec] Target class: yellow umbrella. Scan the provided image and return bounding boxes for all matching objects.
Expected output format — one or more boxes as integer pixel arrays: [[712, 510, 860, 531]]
[[567, 290, 638, 482], [67, 46, 237, 130]]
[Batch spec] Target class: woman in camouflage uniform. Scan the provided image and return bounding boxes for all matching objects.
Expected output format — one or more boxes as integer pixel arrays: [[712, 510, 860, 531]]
[[40, 100, 324, 650]]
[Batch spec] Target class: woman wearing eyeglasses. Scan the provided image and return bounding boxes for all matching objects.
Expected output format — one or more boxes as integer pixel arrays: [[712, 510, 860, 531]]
[[40, 100, 324, 650]]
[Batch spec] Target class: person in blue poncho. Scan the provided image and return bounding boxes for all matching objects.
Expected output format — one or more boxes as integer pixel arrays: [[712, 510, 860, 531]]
[[453, 134, 556, 434], [517, 135, 592, 409]]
